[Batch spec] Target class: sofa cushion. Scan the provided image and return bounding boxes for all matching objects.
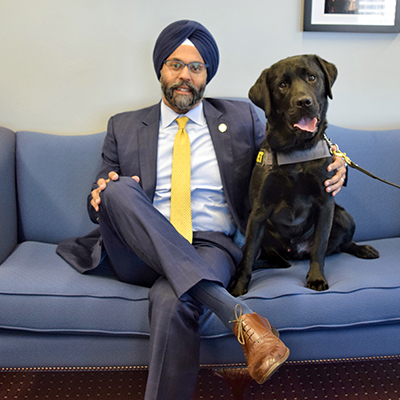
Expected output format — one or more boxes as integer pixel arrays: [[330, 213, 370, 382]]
[[200, 237, 400, 336], [16, 131, 106, 243], [0, 241, 150, 336], [14, 122, 400, 245], [322, 126, 400, 242], [1, 238, 399, 342]]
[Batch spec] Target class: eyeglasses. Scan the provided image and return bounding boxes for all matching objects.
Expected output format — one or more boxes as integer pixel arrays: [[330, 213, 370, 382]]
[[163, 60, 208, 75]]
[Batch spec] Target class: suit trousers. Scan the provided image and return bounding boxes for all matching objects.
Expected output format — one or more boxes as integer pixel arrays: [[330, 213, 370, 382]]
[[97, 177, 242, 400]]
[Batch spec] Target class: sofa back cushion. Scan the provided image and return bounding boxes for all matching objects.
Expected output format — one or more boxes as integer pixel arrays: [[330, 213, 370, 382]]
[[0, 127, 17, 263], [16, 131, 106, 243], [14, 102, 400, 245], [326, 125, 400, 242]]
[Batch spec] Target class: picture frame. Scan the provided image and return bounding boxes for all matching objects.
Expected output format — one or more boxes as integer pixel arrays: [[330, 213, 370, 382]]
[[303, 0, 400, 33]]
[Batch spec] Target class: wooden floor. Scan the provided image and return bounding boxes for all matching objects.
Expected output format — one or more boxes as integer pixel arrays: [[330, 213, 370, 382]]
[[1, 356, 399, 399]]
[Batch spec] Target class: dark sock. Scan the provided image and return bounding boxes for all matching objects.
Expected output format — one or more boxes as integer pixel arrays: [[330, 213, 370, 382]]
[[188, 279, 253, 331]]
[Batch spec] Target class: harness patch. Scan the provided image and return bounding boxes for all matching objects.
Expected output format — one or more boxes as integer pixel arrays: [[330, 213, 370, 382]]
[[256, 150, 265, 165]]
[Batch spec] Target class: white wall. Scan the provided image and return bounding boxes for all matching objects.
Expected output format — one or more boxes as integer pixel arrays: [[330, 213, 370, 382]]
[[0, 0, 399, 134]]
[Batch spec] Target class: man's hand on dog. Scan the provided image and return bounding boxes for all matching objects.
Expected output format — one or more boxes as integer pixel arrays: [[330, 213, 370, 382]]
[[90, 171, 140, 212], [325, 145, 346, 196]]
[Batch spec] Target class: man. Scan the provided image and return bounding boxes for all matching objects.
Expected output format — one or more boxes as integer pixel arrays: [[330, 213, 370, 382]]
[[59, 20, 346, 400]]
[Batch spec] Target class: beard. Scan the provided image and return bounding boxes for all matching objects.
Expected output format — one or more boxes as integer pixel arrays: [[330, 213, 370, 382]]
[[161, 77, 205, 113]]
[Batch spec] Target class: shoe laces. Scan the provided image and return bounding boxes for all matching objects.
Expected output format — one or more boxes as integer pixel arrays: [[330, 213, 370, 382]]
[[230, 304, 246, 345]]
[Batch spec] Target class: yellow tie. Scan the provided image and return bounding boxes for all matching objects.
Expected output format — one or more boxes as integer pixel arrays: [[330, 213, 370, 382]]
[[170, 116, 193, 243]]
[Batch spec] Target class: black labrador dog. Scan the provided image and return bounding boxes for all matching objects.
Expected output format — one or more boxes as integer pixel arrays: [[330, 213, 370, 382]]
[[229, 54, 379, 296]]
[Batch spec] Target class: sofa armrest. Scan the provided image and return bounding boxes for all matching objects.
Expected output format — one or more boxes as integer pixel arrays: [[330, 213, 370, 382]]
[[0, 127, 17, 263]]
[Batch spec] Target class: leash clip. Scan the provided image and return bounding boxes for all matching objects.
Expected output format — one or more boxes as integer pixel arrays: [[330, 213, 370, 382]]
[[324, 134, 351, 166], [332, 148, 352, 167]]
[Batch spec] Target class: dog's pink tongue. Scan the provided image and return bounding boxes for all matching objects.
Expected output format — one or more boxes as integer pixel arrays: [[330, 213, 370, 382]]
[[294, 117, 318, 132]]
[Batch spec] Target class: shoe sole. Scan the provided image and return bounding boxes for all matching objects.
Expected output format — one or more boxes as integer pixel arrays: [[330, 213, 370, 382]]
[[256, 347, 290, 385]]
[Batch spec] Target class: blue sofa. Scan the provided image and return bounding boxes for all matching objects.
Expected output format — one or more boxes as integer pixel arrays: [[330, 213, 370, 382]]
[[1, 99, 400, 372]]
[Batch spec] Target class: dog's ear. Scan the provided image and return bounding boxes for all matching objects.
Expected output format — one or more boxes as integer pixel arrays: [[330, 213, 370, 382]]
[[314, 55, 338, 100], [248, 68, 271, 117]]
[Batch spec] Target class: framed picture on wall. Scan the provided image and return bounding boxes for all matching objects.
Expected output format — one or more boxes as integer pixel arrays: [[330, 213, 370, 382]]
[[304, 0, 400, 33]]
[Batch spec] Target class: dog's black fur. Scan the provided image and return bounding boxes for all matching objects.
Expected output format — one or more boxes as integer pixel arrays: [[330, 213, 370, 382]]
[[229, 55, 379, 296]]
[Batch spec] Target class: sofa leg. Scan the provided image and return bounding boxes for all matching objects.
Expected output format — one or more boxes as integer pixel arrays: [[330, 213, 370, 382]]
[[213, 367, 252, 399]]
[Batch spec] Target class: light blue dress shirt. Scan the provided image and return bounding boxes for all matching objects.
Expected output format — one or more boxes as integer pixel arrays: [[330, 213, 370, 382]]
[[153, 100, 236, 236]]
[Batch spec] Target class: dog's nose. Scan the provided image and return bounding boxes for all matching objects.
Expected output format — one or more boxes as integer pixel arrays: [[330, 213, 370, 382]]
[[296, 97, 313, 108]]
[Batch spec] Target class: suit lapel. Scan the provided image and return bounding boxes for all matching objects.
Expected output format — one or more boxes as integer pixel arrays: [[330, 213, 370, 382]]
[[138, 103, 160, 201], [203, 100, 235, 210]]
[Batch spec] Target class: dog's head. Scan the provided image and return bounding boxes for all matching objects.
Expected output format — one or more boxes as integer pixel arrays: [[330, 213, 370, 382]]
[[249, 55, 337, 152]]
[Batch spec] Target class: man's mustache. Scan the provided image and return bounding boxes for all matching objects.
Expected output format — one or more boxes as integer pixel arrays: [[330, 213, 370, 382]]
[[169, 81, 197, 94]]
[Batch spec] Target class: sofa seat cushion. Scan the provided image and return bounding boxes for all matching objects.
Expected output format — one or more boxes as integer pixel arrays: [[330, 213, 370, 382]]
[[201, 237, 400, 337], [0, 238, 399, 342], [0, 242, 151, 336]]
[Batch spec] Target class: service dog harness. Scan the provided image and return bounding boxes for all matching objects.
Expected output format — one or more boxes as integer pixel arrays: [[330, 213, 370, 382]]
[[256, 137, 400, 190], [256, 140, 331, 167]]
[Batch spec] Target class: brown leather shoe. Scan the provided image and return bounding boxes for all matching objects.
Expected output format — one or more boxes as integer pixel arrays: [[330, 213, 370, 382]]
[[234, 312, 290, 384]]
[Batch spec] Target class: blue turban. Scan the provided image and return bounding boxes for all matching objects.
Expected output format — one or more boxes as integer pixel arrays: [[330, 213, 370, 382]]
[[153, 20, 219, 84]]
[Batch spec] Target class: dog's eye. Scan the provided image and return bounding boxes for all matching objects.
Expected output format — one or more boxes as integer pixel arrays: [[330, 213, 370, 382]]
[[279, 81, 287, 89], [308, 75, 316, 82]]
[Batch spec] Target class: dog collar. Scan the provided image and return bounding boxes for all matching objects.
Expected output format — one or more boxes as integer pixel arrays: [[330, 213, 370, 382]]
[[256, 140, 331, 166]]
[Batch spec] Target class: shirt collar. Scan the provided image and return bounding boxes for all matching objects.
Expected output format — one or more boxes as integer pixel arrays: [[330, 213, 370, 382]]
[[161, 99, 206, 129]]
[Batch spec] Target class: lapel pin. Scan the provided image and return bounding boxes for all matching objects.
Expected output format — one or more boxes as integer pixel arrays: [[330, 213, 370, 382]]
[[218, 123, 227, 133]]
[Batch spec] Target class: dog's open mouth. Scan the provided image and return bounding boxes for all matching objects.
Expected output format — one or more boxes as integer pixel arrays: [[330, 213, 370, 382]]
[[292, 116, 319, 133]]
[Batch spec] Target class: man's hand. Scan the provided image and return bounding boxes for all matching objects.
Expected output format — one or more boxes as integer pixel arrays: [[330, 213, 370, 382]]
[[324, 145, 347, 197], [90, 172, 140, 212]]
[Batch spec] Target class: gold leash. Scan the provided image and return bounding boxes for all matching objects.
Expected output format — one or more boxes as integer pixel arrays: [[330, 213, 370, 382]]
[[324, 134, 400, 190]]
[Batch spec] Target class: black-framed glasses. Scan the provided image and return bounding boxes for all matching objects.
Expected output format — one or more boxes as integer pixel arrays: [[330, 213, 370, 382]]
[[163, 60, 208, 75]]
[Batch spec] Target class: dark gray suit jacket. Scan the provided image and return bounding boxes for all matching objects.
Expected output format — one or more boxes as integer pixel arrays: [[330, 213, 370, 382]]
[[57, 98, 265, 273]]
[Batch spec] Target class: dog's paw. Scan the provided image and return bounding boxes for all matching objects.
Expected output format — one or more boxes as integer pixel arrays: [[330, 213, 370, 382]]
[[357, 245, 380, 259], [344, 242, 380, 259], [229, 286, 248, 297], [306, 275, 329, 291], [228, 277, 250, 297]]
